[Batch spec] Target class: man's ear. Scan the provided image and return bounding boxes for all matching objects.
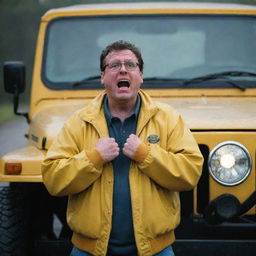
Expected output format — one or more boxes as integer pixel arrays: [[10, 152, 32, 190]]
[[101, 71, 105, 84], [140, 71, 143, 84]]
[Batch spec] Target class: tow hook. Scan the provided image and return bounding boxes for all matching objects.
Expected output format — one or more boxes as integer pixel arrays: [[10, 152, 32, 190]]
[[204, 192, 256, 224]]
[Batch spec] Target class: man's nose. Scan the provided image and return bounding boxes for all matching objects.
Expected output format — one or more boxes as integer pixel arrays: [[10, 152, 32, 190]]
[[119, 63, 127, 72]]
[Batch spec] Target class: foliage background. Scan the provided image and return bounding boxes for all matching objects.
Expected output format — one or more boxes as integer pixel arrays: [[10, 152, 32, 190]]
[[1, 0, 256, 109]]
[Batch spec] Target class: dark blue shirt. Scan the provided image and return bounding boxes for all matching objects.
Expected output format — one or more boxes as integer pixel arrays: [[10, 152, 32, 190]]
[[104, 95, 141, 256]]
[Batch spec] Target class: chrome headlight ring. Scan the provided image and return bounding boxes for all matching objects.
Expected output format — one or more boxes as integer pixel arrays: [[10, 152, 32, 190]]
[[208, 141, 252, 186]]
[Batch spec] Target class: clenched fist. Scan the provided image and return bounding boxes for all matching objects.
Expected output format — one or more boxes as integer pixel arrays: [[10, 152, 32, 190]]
[[96, 137, 120, 162], [123, 134, 142, 159]]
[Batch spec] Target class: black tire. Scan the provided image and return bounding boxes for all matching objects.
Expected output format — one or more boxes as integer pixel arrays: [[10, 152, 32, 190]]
[[0, 186, 30, 256]]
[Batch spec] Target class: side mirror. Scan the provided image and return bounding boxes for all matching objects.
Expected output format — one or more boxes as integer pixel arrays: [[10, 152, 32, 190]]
[[3, 61, 29, 123], [4, 61, 26, 94]]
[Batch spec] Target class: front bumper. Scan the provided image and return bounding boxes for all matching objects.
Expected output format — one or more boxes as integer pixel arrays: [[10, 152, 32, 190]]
[[173, 239, 256, 256]]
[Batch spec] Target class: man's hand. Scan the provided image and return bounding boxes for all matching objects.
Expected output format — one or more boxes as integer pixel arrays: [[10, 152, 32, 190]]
[[96, 137, 120, 162], [123, 134, 142, 159]]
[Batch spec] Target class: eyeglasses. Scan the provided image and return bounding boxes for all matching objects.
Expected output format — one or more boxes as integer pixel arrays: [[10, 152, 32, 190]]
[[104, 61, 139, 72]]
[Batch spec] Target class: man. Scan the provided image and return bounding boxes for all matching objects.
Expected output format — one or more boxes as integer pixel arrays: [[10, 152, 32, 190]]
[[42, 40, 203, 256]]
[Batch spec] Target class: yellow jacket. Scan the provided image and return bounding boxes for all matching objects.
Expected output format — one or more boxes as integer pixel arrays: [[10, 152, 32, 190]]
[[42, 90, 203, 256]]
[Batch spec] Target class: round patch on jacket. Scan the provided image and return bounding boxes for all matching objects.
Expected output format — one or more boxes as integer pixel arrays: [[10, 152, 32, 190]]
[[147, 134, 160, 144]]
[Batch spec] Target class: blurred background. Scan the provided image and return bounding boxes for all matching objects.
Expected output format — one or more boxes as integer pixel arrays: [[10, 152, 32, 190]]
[[1, 0, 256, 123]]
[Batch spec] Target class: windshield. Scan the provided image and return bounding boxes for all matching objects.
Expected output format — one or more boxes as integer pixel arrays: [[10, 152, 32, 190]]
[[42, 14, 256, 90]]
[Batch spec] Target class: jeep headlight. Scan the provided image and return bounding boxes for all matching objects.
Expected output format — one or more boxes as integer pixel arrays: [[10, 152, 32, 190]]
[[208, 141, 251, 186]]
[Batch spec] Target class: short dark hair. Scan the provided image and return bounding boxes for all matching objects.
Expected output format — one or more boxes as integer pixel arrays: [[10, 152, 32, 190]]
[[100, 40, 144, 72]]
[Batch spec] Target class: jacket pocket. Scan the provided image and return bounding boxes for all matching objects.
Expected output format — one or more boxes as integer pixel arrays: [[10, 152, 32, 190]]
[[67, 181, 102, 239], [137, 176, 180, 238]]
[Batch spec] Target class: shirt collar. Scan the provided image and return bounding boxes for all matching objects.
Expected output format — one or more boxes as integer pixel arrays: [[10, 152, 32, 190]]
[[104, 95, 141, 122]]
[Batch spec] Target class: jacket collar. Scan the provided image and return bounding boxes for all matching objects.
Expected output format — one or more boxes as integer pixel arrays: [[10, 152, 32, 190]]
[[136, 90, 159, 135], [80, 90, 158, 136]]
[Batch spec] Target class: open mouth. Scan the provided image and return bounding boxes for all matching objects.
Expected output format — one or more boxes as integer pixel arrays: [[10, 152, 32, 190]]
[[117, 80, 130, 88]]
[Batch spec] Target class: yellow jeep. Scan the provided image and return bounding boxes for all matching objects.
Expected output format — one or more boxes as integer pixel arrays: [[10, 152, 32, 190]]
[[1, 2, 256, 255]]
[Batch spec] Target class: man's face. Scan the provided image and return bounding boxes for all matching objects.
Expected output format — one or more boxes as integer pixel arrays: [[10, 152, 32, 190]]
[[101, 50, 143, 103]]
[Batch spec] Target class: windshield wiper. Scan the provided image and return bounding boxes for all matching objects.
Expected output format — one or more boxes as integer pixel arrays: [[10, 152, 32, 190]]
[[183, 71, 256, 91], [143, 76, 182, 82], [72, 75, 101, 87]]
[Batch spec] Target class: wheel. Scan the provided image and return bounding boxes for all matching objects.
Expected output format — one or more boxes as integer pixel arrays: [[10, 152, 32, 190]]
[[0, 186, 30, 256]]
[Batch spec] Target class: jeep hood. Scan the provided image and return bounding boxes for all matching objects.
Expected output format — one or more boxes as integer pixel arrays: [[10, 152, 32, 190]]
[[29, 97, 256, 150], [161, 97, 256, 130]]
